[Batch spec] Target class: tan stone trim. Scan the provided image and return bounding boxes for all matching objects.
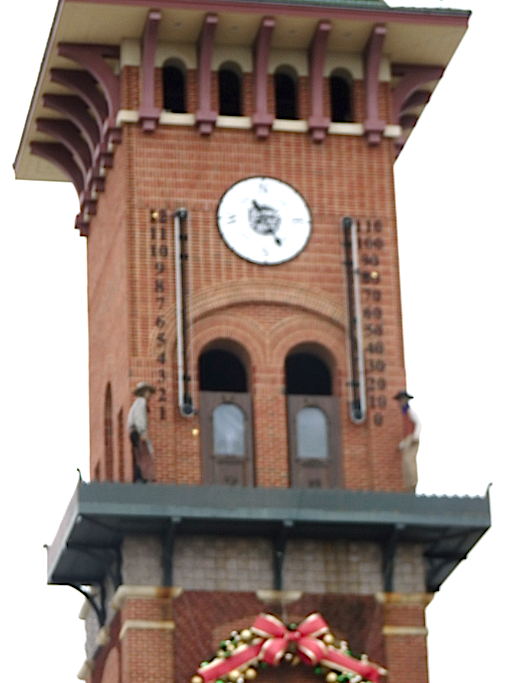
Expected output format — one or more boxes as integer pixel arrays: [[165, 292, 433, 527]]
[[375, 592, 434, 607], [324, 53, 363, 80], [272, 119, 308, 133], [384, 124, 403, 138], [78, 598, 90, 620], [269, 49, 308, 76], [256, 590, 302, 604], [77, 660, 94, 680], [119, 619, 175, 641], [115, 111, 401, 141], [121, 39, 141, 67], [382, 626, 428, 637], [97, 626, 110, 646], [159, 112, 196, 126], [111, 585, 183, 611], [216, 116, 252, 129], [156, 43, 197, 69], [117, 109, 140, 125], [328, 122, 363, 136], [212, 46, 253, 73]]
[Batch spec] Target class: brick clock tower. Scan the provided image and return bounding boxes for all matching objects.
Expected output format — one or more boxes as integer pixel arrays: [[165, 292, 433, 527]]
[[15, 1, 489, 683]]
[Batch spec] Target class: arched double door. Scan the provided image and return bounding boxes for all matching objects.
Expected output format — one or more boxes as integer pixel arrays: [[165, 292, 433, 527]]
[[199, 345, 342, 489]]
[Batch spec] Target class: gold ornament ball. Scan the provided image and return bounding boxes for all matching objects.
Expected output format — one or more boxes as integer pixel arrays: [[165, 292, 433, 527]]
[[229, 670, 241, 682], [245, 669, 257, 680], [326, 673, 339, 683], [240, 630, 252, 642], [226, 643, 236, 652], [323, 634, 335, 645], [192, 676, 203, 683]]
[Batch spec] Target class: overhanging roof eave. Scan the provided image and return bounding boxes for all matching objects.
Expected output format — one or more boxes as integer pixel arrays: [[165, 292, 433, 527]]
[[47, 482, 490, 588]]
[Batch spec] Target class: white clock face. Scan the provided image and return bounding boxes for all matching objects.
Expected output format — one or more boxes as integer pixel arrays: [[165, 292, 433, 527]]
[[217, 176, 312, 265]]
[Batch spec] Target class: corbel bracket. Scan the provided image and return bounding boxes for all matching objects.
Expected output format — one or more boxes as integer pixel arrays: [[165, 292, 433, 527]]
[[51, 69, 108, 129], [57, 43, 121, 133], [36, 118, 92, 179], [363, 24, 387, 146], [43, 94, 100, 157], [391, 64, 444, 155], [69, 583, 107, 627], [163, 517, 181, 587], [382, 524, 404, 592], [391, 64, 444, 123], [252, 17, 275, 139], [139, 10, 163, 132], [308, 21, 331, 143], [273, 521, 293, 591], [30, 141, 85, 195], [195, 14, 218, 135]]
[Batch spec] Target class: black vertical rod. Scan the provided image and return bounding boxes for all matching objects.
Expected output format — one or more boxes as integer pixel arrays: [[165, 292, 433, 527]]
[[343, 216, 363, 420], [174, 208, 194, 416]]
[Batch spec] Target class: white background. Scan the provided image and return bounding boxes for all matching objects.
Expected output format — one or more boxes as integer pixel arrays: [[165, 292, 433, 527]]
[[1, 0, 504, 680]]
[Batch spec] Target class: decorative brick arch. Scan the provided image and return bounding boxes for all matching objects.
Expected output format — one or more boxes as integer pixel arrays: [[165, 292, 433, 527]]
[[190, 281, 346, 329], [191, 314, 269, 403], [268, 314, 347, 399]]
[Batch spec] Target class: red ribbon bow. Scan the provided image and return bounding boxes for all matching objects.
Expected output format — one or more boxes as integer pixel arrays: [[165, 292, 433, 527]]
[[197, 613, 384, 683], [251, 613, 328, 667]]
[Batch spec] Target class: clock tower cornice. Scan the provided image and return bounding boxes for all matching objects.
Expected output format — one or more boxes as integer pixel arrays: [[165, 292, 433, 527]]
[[15, 0, 470, 232]]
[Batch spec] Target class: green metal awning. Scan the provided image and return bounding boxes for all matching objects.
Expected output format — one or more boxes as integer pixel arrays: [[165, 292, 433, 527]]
[[48, 482, 490, 593]]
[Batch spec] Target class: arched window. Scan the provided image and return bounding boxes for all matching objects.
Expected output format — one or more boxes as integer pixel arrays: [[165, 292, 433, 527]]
[[199, 349, 247, 392], [286, 347, 341, 488], [213, 403, 246, 456], [163, 60, 186, 113], [330, 70, 353, 123], [104, 383, 113, 481], [219, 63, 242, 116], [286, 353, 332, 395], [199, 344, 254, 486], [275, 67, 298, 120], [296, 406, 329, 459]]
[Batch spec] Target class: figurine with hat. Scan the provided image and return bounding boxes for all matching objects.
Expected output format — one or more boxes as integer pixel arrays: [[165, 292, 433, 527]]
[[127, 381, 157, 482], [393, 390, 421, 493]]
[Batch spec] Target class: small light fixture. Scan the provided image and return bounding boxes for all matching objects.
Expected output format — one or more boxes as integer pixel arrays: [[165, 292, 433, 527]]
[[370, 271, 379, 280], [192, 428, 200, 437]]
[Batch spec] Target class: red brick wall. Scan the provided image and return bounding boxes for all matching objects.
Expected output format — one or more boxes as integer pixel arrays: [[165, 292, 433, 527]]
[[87, 138, 132, 482], [87, 64, 406, 490], [383, 601, 429, 683], [120, 597, 175, 683], [90, 592, 430, 683]]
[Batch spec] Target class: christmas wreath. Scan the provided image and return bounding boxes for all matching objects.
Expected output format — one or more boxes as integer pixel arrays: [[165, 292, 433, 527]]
[[191, 613, 386, 683]]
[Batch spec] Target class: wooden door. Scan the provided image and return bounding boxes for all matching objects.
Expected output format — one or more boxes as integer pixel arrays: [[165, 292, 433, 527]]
[[287, 395, 342, 489], [200, 391, 254, 486]]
